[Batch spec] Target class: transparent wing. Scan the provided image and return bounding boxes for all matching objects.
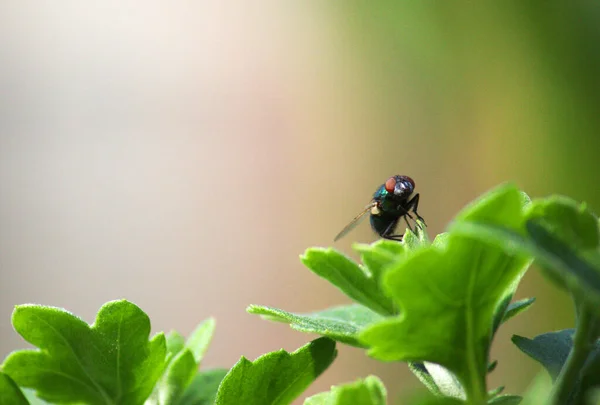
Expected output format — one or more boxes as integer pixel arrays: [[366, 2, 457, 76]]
[[334, 201, 378, 241]]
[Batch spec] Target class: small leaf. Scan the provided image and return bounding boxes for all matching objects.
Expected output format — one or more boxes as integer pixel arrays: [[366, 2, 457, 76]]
[[513, 329, 600, 404], [0, 372, 29, 405], [361, 184, 531, 402], [176, 368, 228, 405], [147, 349, 197, 405], [487, 395, 522, 404], [511, 330, 574, 381], [303, 392, 329, 405], [407, 362, 443, 397], [303, 375, 386, 405], [2, 300, 167, 405], [421, 362, 464, 400], [432, 232, 450, 248], [148, 318, 217, 405], [185, 318, 216, 364], [215, 337, 337, 405], [247, 304, 383, 348], [502, 298, 535, 324], [301, 248, 395, 316], [402, 225, 430, 250], [166, 331, 186, 357], [353, 240, 405, 284], [487, 385, 504, 398]]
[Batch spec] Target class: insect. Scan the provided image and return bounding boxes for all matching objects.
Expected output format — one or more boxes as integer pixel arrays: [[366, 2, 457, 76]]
[[334, 175, 426, 242]]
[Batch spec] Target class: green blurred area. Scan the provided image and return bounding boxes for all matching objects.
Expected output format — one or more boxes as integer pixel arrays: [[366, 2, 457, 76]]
[[326, 2, 600, 399], [338, 2, 600, 202]]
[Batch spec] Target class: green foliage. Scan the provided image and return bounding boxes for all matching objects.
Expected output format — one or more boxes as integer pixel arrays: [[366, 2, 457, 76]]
[[250, 183, 599, 404], [2, 300, 167, 405], [512, 330, 576, 381], [1, 301, 227, 405], [247, 304, 382, 347], [147, 318, 217, 405], [176, 369, 228, 405], [300, 248, 396, 316], [0, 372, 29, 405], [513, 329, 600, 405], [361, 186, 531, 403], [303, 375, 386, 405], [214, 337, 337, 405], [502, 298, 536, 325], [1, 183, 598, 405]]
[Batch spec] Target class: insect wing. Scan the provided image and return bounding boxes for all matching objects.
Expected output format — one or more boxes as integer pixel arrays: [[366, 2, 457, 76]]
[[334, 201, 378, 241]]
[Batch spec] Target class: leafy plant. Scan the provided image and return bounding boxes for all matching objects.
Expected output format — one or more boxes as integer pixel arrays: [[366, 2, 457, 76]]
[[1, 183, 598, 405]]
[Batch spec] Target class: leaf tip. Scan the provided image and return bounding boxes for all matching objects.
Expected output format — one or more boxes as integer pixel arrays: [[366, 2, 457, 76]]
[[510, 334, 528, 346]]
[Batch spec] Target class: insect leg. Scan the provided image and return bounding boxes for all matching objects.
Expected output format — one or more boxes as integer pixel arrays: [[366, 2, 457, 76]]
[[382, 218, 403, 241], [381, 220, 403, 240], [406, 193, 427, 227], [403, 215, 415, 232]]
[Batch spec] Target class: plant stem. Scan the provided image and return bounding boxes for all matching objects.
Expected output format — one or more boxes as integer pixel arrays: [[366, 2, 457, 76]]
[[549, 305, 595, 405]]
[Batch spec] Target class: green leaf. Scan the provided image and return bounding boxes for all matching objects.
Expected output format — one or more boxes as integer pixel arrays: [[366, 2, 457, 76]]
[[487, 395, 522, 404], [525, 196, 599, 250], [512, 330, 574, 381], [453, 184, 530, 229], [407, 363, 443, 397], [451, 194, 600, 311], [487, 385, 504, 398], [526, 220, 600, 298], [22, 389, 52, 405], [0, 372, 29, 405], [215, 337, 337, 405], [176, 368, 228, 405], [2, 300, 167, 405], [247, 304, 382, 347], [353, 240, 405, 285], [518, 373, 552, 405], [166, 331, 186, 357], [491, 296, 535, 338], [512, 329, 600, 404], [148, 318, 217, 405], [402, 223, 430, 250], [303, 375, 386, 405], [185, 318, 216, 364], [502, 298, 535, 324], [360, 184, 531, 403], [301, 248, 396, 316], [147, 349, 197, 405], [420, 362, 464, 400]]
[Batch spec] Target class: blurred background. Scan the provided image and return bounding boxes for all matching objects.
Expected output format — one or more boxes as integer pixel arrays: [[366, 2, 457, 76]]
[[1, 2, 599, 403]]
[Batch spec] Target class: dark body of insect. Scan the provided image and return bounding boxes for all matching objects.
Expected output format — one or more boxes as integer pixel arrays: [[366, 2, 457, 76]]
[[334, 175, 425, 242]]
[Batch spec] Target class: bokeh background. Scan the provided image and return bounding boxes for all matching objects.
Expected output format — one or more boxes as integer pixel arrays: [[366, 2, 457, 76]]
[[1, 2, 599, 403]]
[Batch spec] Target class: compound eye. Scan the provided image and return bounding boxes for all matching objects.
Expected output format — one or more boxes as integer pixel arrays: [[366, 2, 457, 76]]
[[384, 177, 397, 193], [404, 176, 415, 190]]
